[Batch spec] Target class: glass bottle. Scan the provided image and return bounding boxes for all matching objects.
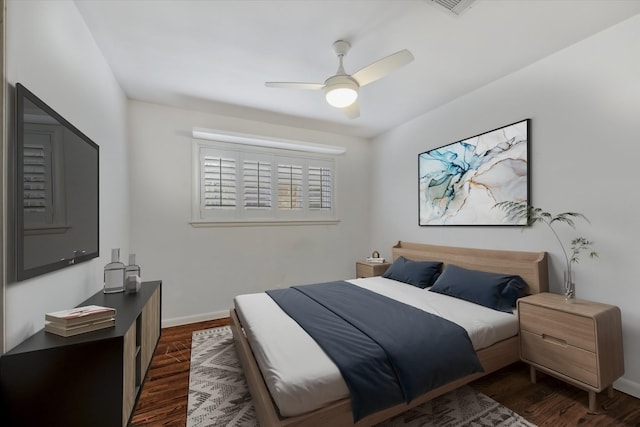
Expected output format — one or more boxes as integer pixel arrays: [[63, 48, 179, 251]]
[[125, 253, 141, 294], [125, 253, 141, 279], [103, 248, 125, 293]]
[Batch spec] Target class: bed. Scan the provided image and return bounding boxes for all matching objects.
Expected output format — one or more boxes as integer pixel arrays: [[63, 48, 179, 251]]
[[230, 241, 548, 426]]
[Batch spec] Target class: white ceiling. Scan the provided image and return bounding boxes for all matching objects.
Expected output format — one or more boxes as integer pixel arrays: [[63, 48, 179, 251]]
[[74, 0, 640, 138]]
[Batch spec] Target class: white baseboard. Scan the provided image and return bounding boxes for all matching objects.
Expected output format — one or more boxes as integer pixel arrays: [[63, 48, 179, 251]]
[[614, 377, 640, 399], [161, 309, 230, 328]]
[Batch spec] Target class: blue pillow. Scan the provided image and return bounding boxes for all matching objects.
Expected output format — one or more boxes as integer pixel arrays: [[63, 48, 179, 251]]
[[382, 256, 442, 289], [501, 277, 529, 307], [429, 265, 528, 312]]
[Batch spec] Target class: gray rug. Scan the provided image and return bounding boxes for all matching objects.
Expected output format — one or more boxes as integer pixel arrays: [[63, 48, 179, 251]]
[[187, 326, 536, 427]]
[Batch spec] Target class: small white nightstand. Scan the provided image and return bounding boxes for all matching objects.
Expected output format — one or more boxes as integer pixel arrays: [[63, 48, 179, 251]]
[[517, 292, 624, 411]]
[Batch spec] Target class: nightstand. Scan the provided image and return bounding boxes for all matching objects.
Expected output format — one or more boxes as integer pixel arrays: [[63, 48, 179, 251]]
[[356, 261, 391, 278], [517, 292, 624, 411]]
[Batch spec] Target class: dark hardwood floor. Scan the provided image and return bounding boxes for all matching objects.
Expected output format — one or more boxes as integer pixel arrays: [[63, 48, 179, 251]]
[[131, 318, 227, 427], [473, 363, 640, 427], [131, 319, 640, 427]]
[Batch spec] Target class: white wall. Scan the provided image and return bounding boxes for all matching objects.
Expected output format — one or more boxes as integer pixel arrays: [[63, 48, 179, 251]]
[[128, 100, 371, 325], [370, 15, 640, 397], [4, 0, 129, 350]]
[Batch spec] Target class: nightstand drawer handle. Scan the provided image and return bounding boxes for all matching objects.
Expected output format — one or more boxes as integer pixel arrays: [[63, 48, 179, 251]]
[[542, 334, 567, 346]]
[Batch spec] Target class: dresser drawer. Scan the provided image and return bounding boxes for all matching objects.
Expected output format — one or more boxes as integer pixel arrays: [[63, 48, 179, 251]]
[[521, 330, 598, 387], [519, 303, 596, 352]]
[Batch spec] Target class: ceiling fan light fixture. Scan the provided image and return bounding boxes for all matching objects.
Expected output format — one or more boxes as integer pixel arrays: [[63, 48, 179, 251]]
[[266, 41, 413, 118], [325, 87, 358, 108], [324, 76, 359, 108]]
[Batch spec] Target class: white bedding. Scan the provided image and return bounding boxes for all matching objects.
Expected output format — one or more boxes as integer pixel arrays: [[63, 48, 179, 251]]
[[233, 276, 519, 417]]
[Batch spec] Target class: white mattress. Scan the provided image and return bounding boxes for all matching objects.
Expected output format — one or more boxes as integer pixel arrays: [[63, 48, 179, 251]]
[[233, 276, 519, 417]]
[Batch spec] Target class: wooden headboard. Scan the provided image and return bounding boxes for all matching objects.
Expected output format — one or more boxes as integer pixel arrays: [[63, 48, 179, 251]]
[[392, 241, 549, 294]]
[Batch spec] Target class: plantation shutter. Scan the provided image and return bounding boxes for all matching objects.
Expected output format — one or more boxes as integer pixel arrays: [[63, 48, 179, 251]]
[[308, 165, 332, 210], [243, 159, 272, 209], [277, 163, 303, 210], [193, 139, 337, 223], [202, 155, 237, 209]]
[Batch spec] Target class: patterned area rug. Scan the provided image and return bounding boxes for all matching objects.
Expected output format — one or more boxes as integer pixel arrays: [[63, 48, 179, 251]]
[[187, 326, 536, 427]]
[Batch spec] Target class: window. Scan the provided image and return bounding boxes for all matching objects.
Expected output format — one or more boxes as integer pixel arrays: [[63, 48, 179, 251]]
[[192, 139, 338, 225], [277, 163, 303, 210], [308, 165, 332, 210], [243, 159, 272, 209], [202, 155, 236, 209]]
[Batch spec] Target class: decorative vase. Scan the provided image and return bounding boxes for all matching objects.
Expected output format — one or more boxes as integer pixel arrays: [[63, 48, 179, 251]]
[[564, 270, 575, 302]]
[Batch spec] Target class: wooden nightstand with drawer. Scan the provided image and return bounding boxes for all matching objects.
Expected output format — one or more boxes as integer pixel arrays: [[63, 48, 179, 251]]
[[517, 292, 624, 411], [356, 261, 391, 278]]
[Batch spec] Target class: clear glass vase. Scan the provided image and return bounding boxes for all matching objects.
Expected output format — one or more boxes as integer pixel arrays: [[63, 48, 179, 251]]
[[564, 270, 575, 302]]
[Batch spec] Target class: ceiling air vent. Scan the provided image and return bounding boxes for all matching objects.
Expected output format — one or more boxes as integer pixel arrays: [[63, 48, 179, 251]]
[[428, 0, 476, 16]]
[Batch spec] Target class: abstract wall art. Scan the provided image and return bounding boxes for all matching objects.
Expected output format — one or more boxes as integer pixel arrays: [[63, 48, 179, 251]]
[[418, 119, 529, 226]]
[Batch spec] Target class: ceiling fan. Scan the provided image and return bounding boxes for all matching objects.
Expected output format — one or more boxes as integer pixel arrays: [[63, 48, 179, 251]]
[[265, 40, 414, 119]]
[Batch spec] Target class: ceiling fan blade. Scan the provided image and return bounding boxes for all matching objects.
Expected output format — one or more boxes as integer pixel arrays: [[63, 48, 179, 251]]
[[343, 101, 360, 119], [352, 49, 414, 87], [265, 82, 324, 90]]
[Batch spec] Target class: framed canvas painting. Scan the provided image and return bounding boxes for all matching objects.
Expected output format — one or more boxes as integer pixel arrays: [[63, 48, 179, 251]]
[[418, 119, 529, 226]]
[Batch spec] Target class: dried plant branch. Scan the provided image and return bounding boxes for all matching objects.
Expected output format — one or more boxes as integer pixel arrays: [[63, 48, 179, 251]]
[[494, 201, 598, 278]]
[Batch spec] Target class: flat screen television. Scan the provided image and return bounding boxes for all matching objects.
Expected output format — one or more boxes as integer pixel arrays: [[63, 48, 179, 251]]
[[15, 83, 99, 281]]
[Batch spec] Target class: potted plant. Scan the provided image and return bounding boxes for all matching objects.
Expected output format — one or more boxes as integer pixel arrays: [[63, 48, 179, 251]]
[[494, 201, 598, 300]]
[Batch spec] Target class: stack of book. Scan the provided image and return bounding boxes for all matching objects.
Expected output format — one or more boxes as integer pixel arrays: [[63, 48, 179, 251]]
[[365, 256, 386, 263], [45, 305, 116, 337]]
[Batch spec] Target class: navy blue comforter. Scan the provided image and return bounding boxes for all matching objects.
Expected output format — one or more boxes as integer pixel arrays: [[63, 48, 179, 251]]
[[266, 281, 483, 421]]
